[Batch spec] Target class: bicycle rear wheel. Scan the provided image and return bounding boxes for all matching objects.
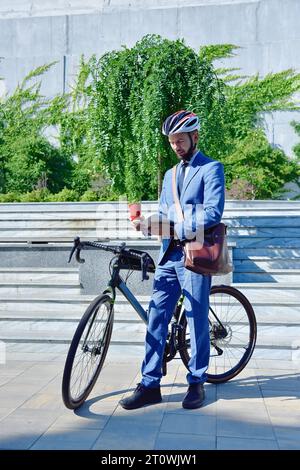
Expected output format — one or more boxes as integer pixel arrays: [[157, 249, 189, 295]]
[[178, 285, 257, 383], [62, 294, 114, 409]]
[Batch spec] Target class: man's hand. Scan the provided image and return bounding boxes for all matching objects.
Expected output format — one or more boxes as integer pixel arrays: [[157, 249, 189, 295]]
[[131, 214, 174, 238], [131, 216, 149, 236]]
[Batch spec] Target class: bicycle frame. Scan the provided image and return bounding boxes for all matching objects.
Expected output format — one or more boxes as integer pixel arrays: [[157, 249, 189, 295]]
[[63, 240, 258, 410], [103, 262, 148, 325]]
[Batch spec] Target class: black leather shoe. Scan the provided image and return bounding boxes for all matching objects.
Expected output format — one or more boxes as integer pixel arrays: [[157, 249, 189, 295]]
[[182, 383, 205, 409], [119, 383, 162, 410]]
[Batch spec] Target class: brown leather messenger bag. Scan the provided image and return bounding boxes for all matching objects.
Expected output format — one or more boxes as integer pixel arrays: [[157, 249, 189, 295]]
[[171, 165, 232, 276]]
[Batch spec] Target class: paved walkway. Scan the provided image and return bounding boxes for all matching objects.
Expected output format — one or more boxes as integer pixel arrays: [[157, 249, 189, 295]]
[[0, 346, 299, 450]]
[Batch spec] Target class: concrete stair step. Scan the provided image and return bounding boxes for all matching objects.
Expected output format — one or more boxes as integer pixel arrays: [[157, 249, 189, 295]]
[[234, 272, 300, 283], [230, 227, 300, 237], [0, 322, 146, 345], [234, 248, 300, 259], [229, 237, 300, 248], [256, 326, 300, 348], [1, 323, 299, 350], [0, 305, 149, 317], [234, 260, 300, 270], [0, 213, 146, 220], [0, 236, 156, 243], [0, 229, 145, 238], [0, 295, 149, 316], [0, 311, 143, 322], [0, 281, 81, 295], [3, 341, 296, 362], [225, 216, 300, 227], [232, 283, 300, 301], [1, 301, 300, 324], [0, 202, 156, 211], [1, 218, 300, 229], [0, 302, 300, 326], [0, 267, 79, 282], [0, 286, 299, 309], [0, 220, 144, 228], [234, 267, 300, 274], [0, 294, 149, 302], [1, 201, 300, 211]]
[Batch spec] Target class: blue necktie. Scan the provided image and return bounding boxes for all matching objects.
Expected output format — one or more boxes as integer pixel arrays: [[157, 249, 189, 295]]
[[177, 161, 188, 197]]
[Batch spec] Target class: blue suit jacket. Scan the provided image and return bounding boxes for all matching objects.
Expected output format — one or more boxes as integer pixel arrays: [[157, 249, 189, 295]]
[[157, 150, 225, 265]]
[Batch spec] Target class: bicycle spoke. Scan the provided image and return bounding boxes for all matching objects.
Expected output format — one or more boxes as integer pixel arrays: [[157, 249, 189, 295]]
[[178, 286, 256, 383], [62, 294, 113, 408]]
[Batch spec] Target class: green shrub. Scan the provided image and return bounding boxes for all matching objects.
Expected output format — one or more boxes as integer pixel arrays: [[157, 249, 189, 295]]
[[19, 189, 51, 202], [0, 192, 21, 202], [80, 189, 100, 201], [4, 137, 74, 194], [224, 130, 300, 199], [47, 187, 80, 202], [0, 63, 74, 195]]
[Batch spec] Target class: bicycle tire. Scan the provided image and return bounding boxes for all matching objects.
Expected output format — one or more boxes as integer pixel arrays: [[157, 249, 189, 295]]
[[62, 293, 114, 409], [178, 285, 257, 383]]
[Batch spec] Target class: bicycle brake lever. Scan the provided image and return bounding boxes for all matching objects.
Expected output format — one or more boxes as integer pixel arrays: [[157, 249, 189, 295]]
[[68, 245, 76, 263], [141, 254, 149, 282], [68, 236, 85, 264], [75, 248, 85, 264]]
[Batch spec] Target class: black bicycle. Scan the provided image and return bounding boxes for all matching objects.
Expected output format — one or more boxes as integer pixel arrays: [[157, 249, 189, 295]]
[[62, 237, 257, 409]]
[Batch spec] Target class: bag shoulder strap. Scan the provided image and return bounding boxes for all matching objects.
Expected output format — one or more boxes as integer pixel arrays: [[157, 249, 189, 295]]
[[172, 165, 184, 223]]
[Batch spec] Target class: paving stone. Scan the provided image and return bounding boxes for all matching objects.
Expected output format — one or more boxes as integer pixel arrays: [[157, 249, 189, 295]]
[[154, 432, 215, 450], [0, 408, 59, 433], [256, 369, 300, 391], [92, 421, 158, 450], [217, 436, 279, 450], [273, 426, 300, 450], [0, 354, 299, 450], [0, 430, 42, 450], [217, 400, 274, 439], [160, 413, 216, 436], [20, 392, 65, 411], [51, 410, 112, 431], [30, 427, 101, 450]]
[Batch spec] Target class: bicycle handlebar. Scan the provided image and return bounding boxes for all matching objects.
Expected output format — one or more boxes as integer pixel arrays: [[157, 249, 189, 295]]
[[68, 236, 154, 281]]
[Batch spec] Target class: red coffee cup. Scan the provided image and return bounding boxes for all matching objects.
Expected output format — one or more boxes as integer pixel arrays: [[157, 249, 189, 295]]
[[128, 202, 141, 221]]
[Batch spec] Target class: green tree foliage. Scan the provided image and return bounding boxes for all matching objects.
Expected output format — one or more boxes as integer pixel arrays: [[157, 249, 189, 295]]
[[78, 35, 225, 201], [71, 38, 299, 200], [0, 63, 74, 194], [292, 121, 300, 159], [1, 37, 300, 202], [50, 57, 97, 195], [291, 120, 300, 198], [201, 44, 300, 198]]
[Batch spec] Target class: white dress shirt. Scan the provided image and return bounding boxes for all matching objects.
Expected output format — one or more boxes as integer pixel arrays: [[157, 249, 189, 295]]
[[180, 150, 199, 181]]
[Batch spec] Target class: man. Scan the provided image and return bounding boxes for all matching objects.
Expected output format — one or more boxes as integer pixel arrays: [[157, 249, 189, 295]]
[[119, 110, 225, 410]]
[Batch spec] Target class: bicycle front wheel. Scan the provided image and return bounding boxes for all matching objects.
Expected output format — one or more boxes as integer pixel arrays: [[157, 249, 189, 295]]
[[178, 285, 257, 383], [62, 294, 114, 409]]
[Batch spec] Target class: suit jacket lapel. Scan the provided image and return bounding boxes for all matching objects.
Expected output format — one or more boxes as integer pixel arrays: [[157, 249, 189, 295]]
[[180, 151, 204, 200]]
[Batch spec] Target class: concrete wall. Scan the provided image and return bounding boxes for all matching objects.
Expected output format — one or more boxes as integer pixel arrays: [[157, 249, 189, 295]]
[[0, 0, 300, 159]]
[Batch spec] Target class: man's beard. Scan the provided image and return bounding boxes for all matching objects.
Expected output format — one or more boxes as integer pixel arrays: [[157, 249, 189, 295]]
[[178, 136, 196, 162]]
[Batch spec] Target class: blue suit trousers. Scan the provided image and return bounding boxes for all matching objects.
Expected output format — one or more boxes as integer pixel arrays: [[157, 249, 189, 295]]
[[141, 246, 211, 388]]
